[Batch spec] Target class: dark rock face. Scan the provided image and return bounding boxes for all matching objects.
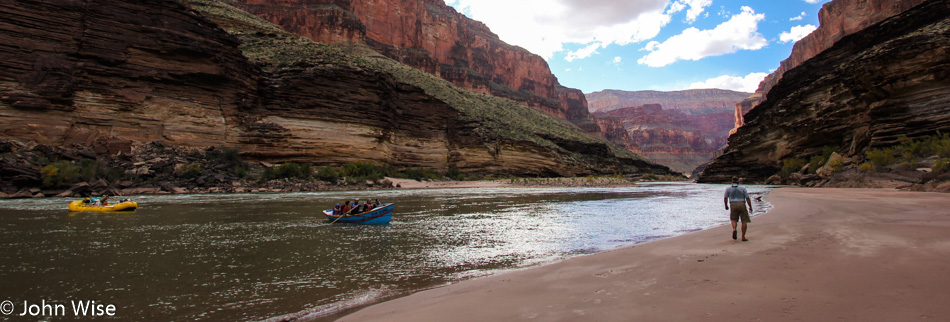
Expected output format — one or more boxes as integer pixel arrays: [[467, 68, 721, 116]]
[[0, 0, 258, 147], [229, 0, 601, 134], [0, 0, 672, 182], [731, 0, 928, 134], [699, 0, 950, 183]]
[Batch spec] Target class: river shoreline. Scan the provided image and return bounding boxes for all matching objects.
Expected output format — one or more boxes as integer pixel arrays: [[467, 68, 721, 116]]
[[0, 175, 663, 199], [336, 187, 950, 321], [1, 139, 681, 199]]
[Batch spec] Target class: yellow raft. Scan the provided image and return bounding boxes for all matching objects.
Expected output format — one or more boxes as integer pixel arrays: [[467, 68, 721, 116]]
[[68, 200, 138, 212]]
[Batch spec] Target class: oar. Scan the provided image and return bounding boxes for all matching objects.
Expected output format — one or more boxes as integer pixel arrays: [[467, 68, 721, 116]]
[[330, 213, 345, 224], [329, 209, 348, 224]]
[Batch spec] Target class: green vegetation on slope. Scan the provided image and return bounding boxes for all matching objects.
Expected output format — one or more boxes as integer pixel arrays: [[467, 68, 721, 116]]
[[863, 133, 950, 173]]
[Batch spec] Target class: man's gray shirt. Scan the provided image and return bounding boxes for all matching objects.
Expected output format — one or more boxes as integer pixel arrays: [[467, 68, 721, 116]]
[[725, 185, 749, 203]]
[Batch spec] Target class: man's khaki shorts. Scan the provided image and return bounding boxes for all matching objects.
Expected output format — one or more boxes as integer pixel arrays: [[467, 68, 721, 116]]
[[730, 201, 751, 223]]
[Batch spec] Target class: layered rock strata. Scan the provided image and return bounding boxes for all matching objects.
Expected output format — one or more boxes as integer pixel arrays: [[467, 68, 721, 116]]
[[0, 0, 672, 190], [699, 0, 950, 183], [228, 0, 600, 134], [732, 0, 928, 133]]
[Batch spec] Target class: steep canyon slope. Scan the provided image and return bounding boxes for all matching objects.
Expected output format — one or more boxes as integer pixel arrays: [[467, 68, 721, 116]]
[[731, 0, 928, 133], [586, 89, 750, 174], [227, 0, 601, 134], [699, 0, 950, 183], [0, 0, 673, 186]]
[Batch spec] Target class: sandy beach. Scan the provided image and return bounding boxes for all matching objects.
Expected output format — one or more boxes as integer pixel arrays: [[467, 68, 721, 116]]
[[338, 188, 950, 321]]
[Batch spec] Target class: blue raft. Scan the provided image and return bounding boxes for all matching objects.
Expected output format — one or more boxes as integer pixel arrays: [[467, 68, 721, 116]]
[[323, 203, 394, 224]]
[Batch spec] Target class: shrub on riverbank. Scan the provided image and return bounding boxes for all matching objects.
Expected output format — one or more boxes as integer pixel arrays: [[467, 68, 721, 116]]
[[261, 162, 313, 181], [40, 161, 81, 188], [865, 133, 950, 172], [780, 158, 807, 179], [315, 166, 340, 184]]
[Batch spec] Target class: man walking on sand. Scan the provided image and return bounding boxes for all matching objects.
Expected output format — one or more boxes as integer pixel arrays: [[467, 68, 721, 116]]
[[724, 176, 753, 241]]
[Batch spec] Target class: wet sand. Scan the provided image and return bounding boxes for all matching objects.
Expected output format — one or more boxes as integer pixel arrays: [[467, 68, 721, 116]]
[[338, 188, 950, 321]]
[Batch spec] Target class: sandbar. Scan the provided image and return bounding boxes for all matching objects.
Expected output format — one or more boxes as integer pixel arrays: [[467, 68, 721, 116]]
[[338, 188, 950, 321]]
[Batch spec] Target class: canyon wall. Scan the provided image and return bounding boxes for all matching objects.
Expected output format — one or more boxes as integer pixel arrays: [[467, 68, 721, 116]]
[[0, 0, 258, 149], [699, 0, 950, 183], [229, 0, 599, 133], [732, 0, 928, 133], [586, 89, 749, 174], [0, 0, 673, 182]]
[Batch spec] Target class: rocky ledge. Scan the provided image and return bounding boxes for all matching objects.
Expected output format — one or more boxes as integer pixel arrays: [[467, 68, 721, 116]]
[[0, 139, 393, 199]]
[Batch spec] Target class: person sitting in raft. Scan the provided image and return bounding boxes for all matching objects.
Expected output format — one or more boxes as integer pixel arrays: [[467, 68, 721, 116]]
[[349, 199, 362, 215], [100, 194, 110, 206], [332, 203, 341, 216], [82, 197, 91, 205], [360, 198, 370, 212], [341, 201, 351, 215]]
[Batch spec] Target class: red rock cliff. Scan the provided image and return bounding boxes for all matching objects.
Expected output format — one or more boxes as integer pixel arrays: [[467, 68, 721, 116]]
[[230, 0, 597, 132], [733, 0, 927, 132]]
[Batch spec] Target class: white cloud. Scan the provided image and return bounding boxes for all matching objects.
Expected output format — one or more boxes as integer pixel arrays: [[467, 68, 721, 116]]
[[779, 24, 817, 43], [566, 42, 602, 62], [790, 12, 806, 21], [613, 56, 622, 63], [637, 6, 767, 67], [449, 0, 672, 60], [804, 0, 819, 3], [667, 0, 712, 23], [688, 72, 769, 92], [668, 2, 686, 14], [683, 0, 712, 22]]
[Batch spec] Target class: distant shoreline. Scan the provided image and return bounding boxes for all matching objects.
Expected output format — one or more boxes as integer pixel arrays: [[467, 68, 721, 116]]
[[385, 176, 659, 190]]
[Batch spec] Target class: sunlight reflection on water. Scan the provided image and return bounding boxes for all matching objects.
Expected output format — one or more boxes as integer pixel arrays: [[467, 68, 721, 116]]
[[0, 182, 773, 321]]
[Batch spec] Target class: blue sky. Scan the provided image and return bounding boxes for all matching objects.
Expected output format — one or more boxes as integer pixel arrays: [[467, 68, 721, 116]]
[[444, 0, 833, 93]]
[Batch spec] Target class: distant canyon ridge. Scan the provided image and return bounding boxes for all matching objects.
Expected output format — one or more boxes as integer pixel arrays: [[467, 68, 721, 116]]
[[586, 89, 751, 174]]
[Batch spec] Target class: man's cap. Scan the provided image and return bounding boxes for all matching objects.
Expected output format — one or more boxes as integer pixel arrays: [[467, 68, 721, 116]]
[[731, 176, 739, 183]]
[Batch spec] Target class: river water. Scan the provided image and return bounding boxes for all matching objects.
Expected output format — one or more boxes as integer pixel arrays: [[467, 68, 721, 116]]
[[0, 182, 771, 321]]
